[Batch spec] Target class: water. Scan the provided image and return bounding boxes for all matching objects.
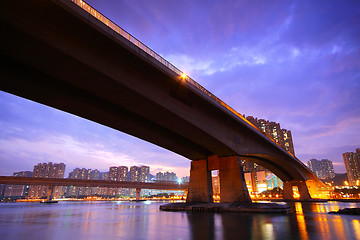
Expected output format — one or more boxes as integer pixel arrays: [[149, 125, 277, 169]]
[[0, 201, 359, 240]]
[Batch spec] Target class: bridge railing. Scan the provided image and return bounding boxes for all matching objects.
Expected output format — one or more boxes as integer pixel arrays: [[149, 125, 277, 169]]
[[70, 0, 293, 157]]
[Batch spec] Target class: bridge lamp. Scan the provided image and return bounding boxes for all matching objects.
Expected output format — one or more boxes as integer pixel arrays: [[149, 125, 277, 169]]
[[181, 72, 187, 80]]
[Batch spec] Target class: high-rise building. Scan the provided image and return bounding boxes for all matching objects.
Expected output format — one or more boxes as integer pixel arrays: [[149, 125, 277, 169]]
[[86, 169, 101, 196], [241, 160, 283, 194], [129, 166, 150, 182], [108, 166, 128, 196], [4, 171, 33, 197], [155, 171, 177, 182], [242, 161, 266, 173], [140, 166, 149, 182], [109, 166, 120, 196], [99, 172, 110, 196], [29, 162, 66, 198], [343, 148, 360, 186], [66, 168, 100, 197], [129, 166, 140, 182], [212, 174, 220, 196], [129, 166, 150, 197], [181, 176, 190, 183], [246, 116, 295, 155], [307, 159, 335, 180]]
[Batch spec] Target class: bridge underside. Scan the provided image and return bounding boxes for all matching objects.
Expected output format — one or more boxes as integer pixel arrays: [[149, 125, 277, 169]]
[[0, 0, 327, 201]]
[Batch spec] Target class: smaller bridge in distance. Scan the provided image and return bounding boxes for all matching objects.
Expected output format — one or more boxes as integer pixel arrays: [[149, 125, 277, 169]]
[[0, 176, 188, 201]]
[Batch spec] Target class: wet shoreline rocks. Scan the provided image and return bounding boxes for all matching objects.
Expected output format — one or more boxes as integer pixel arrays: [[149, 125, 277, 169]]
[[329, 208, 360, 215]]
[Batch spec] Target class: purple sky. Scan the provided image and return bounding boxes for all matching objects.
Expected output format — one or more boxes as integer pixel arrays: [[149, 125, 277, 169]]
[[1, 0, 359, 177]]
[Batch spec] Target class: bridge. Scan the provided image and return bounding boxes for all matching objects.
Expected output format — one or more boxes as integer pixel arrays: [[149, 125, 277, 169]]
[[0, 176, 187, 201], [0, 0, 329, 202]]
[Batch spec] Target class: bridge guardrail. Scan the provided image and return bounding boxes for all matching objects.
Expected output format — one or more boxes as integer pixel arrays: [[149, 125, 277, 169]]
[[70, 0, 293, 157]]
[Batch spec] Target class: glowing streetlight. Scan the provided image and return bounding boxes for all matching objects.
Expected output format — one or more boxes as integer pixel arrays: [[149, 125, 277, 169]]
[[181, 72, 187, 79]]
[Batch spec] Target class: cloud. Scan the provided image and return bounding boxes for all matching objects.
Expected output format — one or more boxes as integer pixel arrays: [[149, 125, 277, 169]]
[[163, 54, 213, 76], [0, 131, 190, 177]]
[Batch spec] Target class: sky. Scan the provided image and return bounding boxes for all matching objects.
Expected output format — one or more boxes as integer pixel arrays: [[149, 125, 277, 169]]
[[1, 0, 359, 177]]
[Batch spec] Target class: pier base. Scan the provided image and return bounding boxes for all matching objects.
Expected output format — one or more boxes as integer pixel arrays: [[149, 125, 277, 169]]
[[186, 159, 213, 203], [186, 155, 251, 203], [135, 188, 141, 201], [219, 156, 251, 203], [160, 202, 291, 213], [40, 185, 58, 203], [283, 180, 312, 201]]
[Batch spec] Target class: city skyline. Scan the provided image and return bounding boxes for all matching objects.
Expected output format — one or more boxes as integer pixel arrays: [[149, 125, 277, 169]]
[[1, 0, 359, 177]]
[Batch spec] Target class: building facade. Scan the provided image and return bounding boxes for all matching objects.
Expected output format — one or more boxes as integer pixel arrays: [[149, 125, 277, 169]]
[[108, 166, 129, 196], [99, 172, 110, 196], [66, 168, 100, 197], [241, 160, 283, 194], [4, 171, 33, 197], [129, 166, 150, 197], [246, 116, 295, 155], [212, 174, 220, 196], [155, 171, 177, 182], [28, 162, 66, 198], [307, 159, 335, 180], [181, 176, 190, 183], [343, 148, 360, 186]]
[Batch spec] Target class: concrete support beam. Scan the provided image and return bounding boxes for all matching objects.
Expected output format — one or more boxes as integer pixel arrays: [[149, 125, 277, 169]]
[[187, 155, 251, 203], [219, 156, 251, 203], [283, 180, 311, 200], [46, 185, 55, 201], [135, 188, 141, 201], [186, 159, 213, 203]]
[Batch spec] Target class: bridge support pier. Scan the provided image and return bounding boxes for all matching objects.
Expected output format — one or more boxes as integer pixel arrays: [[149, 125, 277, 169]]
[[186, 159, 213, 203], [186, 155, 250, 203], [46, 185, 55, 201], [218, 156, 251, 203], [283, 180, 311, 200], [135, 188, 141, 201]]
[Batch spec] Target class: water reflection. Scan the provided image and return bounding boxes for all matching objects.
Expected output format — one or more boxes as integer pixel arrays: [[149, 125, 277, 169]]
[[185, 202, 360, 240], [0, 201, 359, 240], [294, 202, 309, 240]]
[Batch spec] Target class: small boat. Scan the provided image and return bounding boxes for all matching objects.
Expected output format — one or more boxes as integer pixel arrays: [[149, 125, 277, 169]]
[[40, 200, 58, 204]]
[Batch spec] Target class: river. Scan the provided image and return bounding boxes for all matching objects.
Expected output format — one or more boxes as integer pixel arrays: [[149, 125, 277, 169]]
[[0, 201, 359, 240]]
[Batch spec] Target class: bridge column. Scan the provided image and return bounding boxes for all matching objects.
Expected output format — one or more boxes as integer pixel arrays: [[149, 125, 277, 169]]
[[218, 156, 251, 203], [135, 188, 141, 201], [46, 185, 55, 201], [186, 159, 213, 203], [283, 180, 311, 200]]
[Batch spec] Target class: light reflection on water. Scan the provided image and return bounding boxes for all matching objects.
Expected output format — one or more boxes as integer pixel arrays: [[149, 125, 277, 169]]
[[0, 201, 359, 240]]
